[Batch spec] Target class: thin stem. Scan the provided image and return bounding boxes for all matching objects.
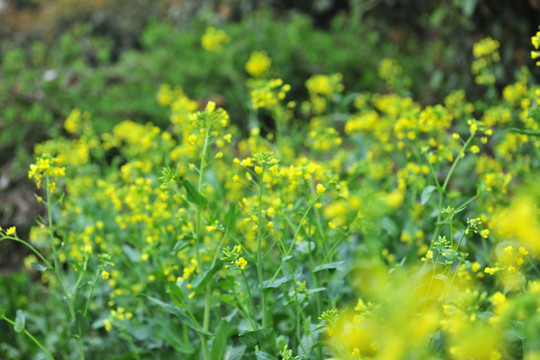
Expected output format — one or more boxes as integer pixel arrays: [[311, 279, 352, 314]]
[[256, 180, 269, 328], [0, 236, 53, 269], [431, 133, 476, 244], [2, 316, 54, 360], [241, 270, 259, 330], [45, 176, 85, 360], [83, 267, 102, 316], [196, 122, 212, 360], [70, 256, 89, 299], [442, 132, 475, 192]]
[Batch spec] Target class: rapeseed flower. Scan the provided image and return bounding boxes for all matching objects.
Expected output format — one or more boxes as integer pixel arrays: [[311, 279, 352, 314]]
[[201, 27, 230, 52], [245, 51, 271, 78]]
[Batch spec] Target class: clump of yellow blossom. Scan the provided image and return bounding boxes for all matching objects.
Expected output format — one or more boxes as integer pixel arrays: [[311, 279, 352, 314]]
[[28, 154, 66, 191], [378, 58, 403, 89], [245, 51, 271, 78], [471, 37, 500, 85], [492, 195, 540, 255], [248, 78, 290, 110], [64, 108, 91, 135], [531, 28, 540, 66], [201, 27, 230, 52]]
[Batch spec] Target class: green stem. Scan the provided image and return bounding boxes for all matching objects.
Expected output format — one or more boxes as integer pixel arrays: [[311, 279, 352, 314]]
[[2, 316, 54, 360], [46, 176, 74, 318], [196, 123, 212, 360], [241, 270, 259, 330], [70, 256, 89, 299], [45, 176, 85, 360], [83, 267, 102, 316], [431, 133, 476, 244], [285, 262, 306, 353], [442, 132, 475, 192], [0, 236, 53, 269], [287, 195, 321, 256], [256, 181, 269, 328]]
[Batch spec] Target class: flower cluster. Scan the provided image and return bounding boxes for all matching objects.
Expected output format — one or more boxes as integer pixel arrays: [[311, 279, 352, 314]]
[[531, 27, 540, 65], [27, 153, 66, 191], [471, 37, 500, 85], [245, 50, 271, 78], [201, 27, 230, 52], [247, 78, 290, 110]]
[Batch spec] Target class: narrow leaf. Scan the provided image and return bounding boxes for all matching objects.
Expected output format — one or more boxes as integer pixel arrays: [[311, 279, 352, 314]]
[[314, 261, 345, 272], [70, 310, 88, 338], [181, 179, 208, 208], [168, 282, 186, 308], [224, 345, 246, 360], [508, 127, 540, 137], [224, 204, 237, 233], [30, 262, 48, 272], [255, 351, 278, 360], [421, 185, 437, 205], [262, 276, 291, 289], [14, 309, 25, 333], [147, 296, 212, 336], [193, 262, 222, 294], [211, 319, 229, 360], [238, 328, 275, 347]]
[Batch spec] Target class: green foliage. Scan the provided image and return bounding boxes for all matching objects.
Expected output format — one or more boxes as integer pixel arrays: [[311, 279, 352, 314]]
[[1, 5, 540, 360]]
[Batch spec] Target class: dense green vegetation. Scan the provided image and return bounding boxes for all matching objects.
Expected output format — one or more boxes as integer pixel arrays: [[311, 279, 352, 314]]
[[1, 2, 540, 359]]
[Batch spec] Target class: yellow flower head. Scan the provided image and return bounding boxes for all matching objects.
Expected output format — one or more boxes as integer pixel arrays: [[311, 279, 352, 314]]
[[235, 257, 247, 270], [201, 27, 230, 52], [246, 51, 271, 78], [6, 226, 16, 236]]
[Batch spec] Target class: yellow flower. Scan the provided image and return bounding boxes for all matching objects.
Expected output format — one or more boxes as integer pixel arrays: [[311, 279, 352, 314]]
[[201, 27, 230, 52], [104, 319, 112, 331], [102, 271, 110, 280], [235, 257, 247, 270], [6, 226, 16, 236], [316, 183, 326, 195], [245, 51, 271, 78]]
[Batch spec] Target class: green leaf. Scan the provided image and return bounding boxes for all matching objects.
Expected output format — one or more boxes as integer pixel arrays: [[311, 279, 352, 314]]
[[307, 287, 326, 294], [421, 186, 437, 205], [508, 127, 540, 137], [172, 239, 191, 255], [122, 245, 139, 262], [381, 216, 398, 236], [107, 353, 140, 360], [70, 310, 88, 339], [262, 275, 291, 289], [151, 318, 194, 354], [14, 309, 25, 333], [168, 282, 186, 309], [238, 328, 275, 347], [255, 351, 278, 360], [211, 319, 229, 360], [314, 261, 345, 272], [0, 304, 4, 318], [147, 296, 212, 336], [224, 203, 237, 233], [181, 179, 208, 208], [327, 277, 345, 301], [30, 262, 48, 272], [461, 0, 478, 17], [193, 262, 222, 294], [224, 345, 246, 360]]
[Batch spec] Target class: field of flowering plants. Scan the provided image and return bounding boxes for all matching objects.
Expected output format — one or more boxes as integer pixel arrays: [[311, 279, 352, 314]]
[[1, 5, 540, 360]]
